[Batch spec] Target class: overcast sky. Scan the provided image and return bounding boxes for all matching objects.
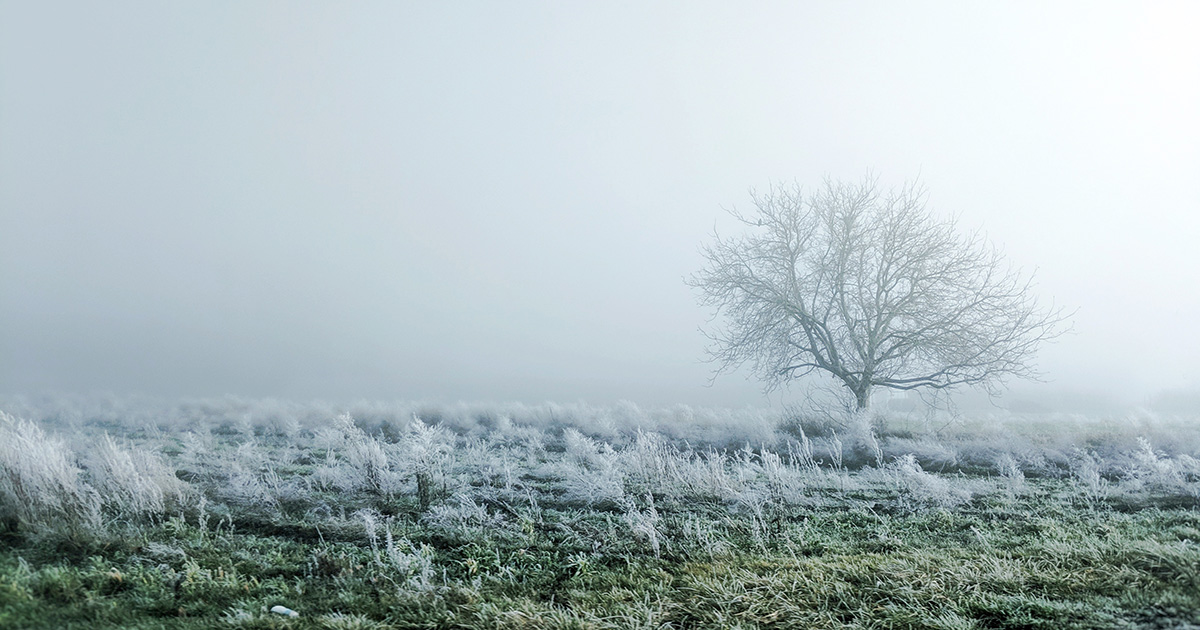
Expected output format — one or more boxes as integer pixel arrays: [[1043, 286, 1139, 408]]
[[2, 1, 1198, 408]]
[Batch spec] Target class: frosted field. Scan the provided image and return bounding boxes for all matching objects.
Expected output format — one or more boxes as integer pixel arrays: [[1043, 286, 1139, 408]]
[[1, 396, 1199, 629]]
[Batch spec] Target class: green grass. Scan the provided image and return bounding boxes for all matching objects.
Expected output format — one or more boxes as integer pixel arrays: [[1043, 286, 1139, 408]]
[[4, 404, 1200, 629], [3, 478, 1198, 629]]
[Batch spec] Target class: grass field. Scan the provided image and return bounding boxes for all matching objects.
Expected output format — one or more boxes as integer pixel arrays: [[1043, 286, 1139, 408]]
[[1, 397, 1198, 629]]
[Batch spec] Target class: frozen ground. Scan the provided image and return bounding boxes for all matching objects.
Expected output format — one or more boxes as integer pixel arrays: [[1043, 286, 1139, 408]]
[[1, 396, 1198, 629]]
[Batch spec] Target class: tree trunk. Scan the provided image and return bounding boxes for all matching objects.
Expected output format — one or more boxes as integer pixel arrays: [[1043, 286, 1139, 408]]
[[854, 385, 872, 411]]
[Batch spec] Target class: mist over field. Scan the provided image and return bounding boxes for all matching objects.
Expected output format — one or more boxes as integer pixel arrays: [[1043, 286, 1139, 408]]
[[2, 2, 1199, 413], [4, 5, 1200, 626]]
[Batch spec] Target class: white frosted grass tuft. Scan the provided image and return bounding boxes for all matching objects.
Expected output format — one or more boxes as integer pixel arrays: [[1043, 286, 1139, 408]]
[[398, 417, 453, 510], [335, 413, 393, 496], [384, 527, 437, 591], [1070, 449, 1109, 504], [1126, 437, 1184, 491], [88, 433, 187, 520], [422, 491, 505, 533], [995, 452, 1026, 489], [623, 493, 662, 559], [879, 453, 972, 509], [0, 411, 100, 535], [218, 440, 287, 510], [1117, 437, 1199, 501], [554, 428, 626, 506]]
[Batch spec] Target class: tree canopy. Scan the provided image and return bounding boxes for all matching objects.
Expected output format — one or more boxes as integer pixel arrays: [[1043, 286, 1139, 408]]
[[691, 177, 1071, 409]]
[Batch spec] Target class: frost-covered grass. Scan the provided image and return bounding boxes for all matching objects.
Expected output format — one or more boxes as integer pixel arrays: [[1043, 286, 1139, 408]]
[[1, 397, 1199, 629]]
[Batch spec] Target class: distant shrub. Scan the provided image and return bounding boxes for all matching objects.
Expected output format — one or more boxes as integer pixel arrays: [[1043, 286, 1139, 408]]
[[262, 413, 301, 439]]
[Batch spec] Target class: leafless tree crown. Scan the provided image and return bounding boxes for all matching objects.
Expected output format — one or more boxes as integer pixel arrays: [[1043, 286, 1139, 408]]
[[690, 177, 1071, 409]]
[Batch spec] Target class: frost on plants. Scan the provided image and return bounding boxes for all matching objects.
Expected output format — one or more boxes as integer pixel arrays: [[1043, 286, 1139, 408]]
[[0, 412, 100, 536], [3, 396, 1200, 629], [623, 493, 662, 559], [87, 434, 188, 521], [398, 417, 453, 511], [879, 453, 971, 509], [555, 428, 625, 506], [1071, 449, 1109, 505], [336, 413, 393, 496], [995, 452, 1026, 490]]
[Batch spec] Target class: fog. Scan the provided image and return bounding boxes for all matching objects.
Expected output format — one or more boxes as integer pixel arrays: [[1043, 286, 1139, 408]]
[[2, 2, 1198, 411]]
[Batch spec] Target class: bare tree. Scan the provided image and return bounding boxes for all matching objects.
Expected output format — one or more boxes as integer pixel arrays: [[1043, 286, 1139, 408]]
[[690, 177, 1071, 410]]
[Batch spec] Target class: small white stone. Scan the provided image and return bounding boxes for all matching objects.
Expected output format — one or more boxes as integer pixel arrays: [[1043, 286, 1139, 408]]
[[270, 605, 299, 618]]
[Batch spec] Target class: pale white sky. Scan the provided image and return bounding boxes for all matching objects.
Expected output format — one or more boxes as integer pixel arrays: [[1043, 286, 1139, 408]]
[[2, 1, 1198, 408]]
